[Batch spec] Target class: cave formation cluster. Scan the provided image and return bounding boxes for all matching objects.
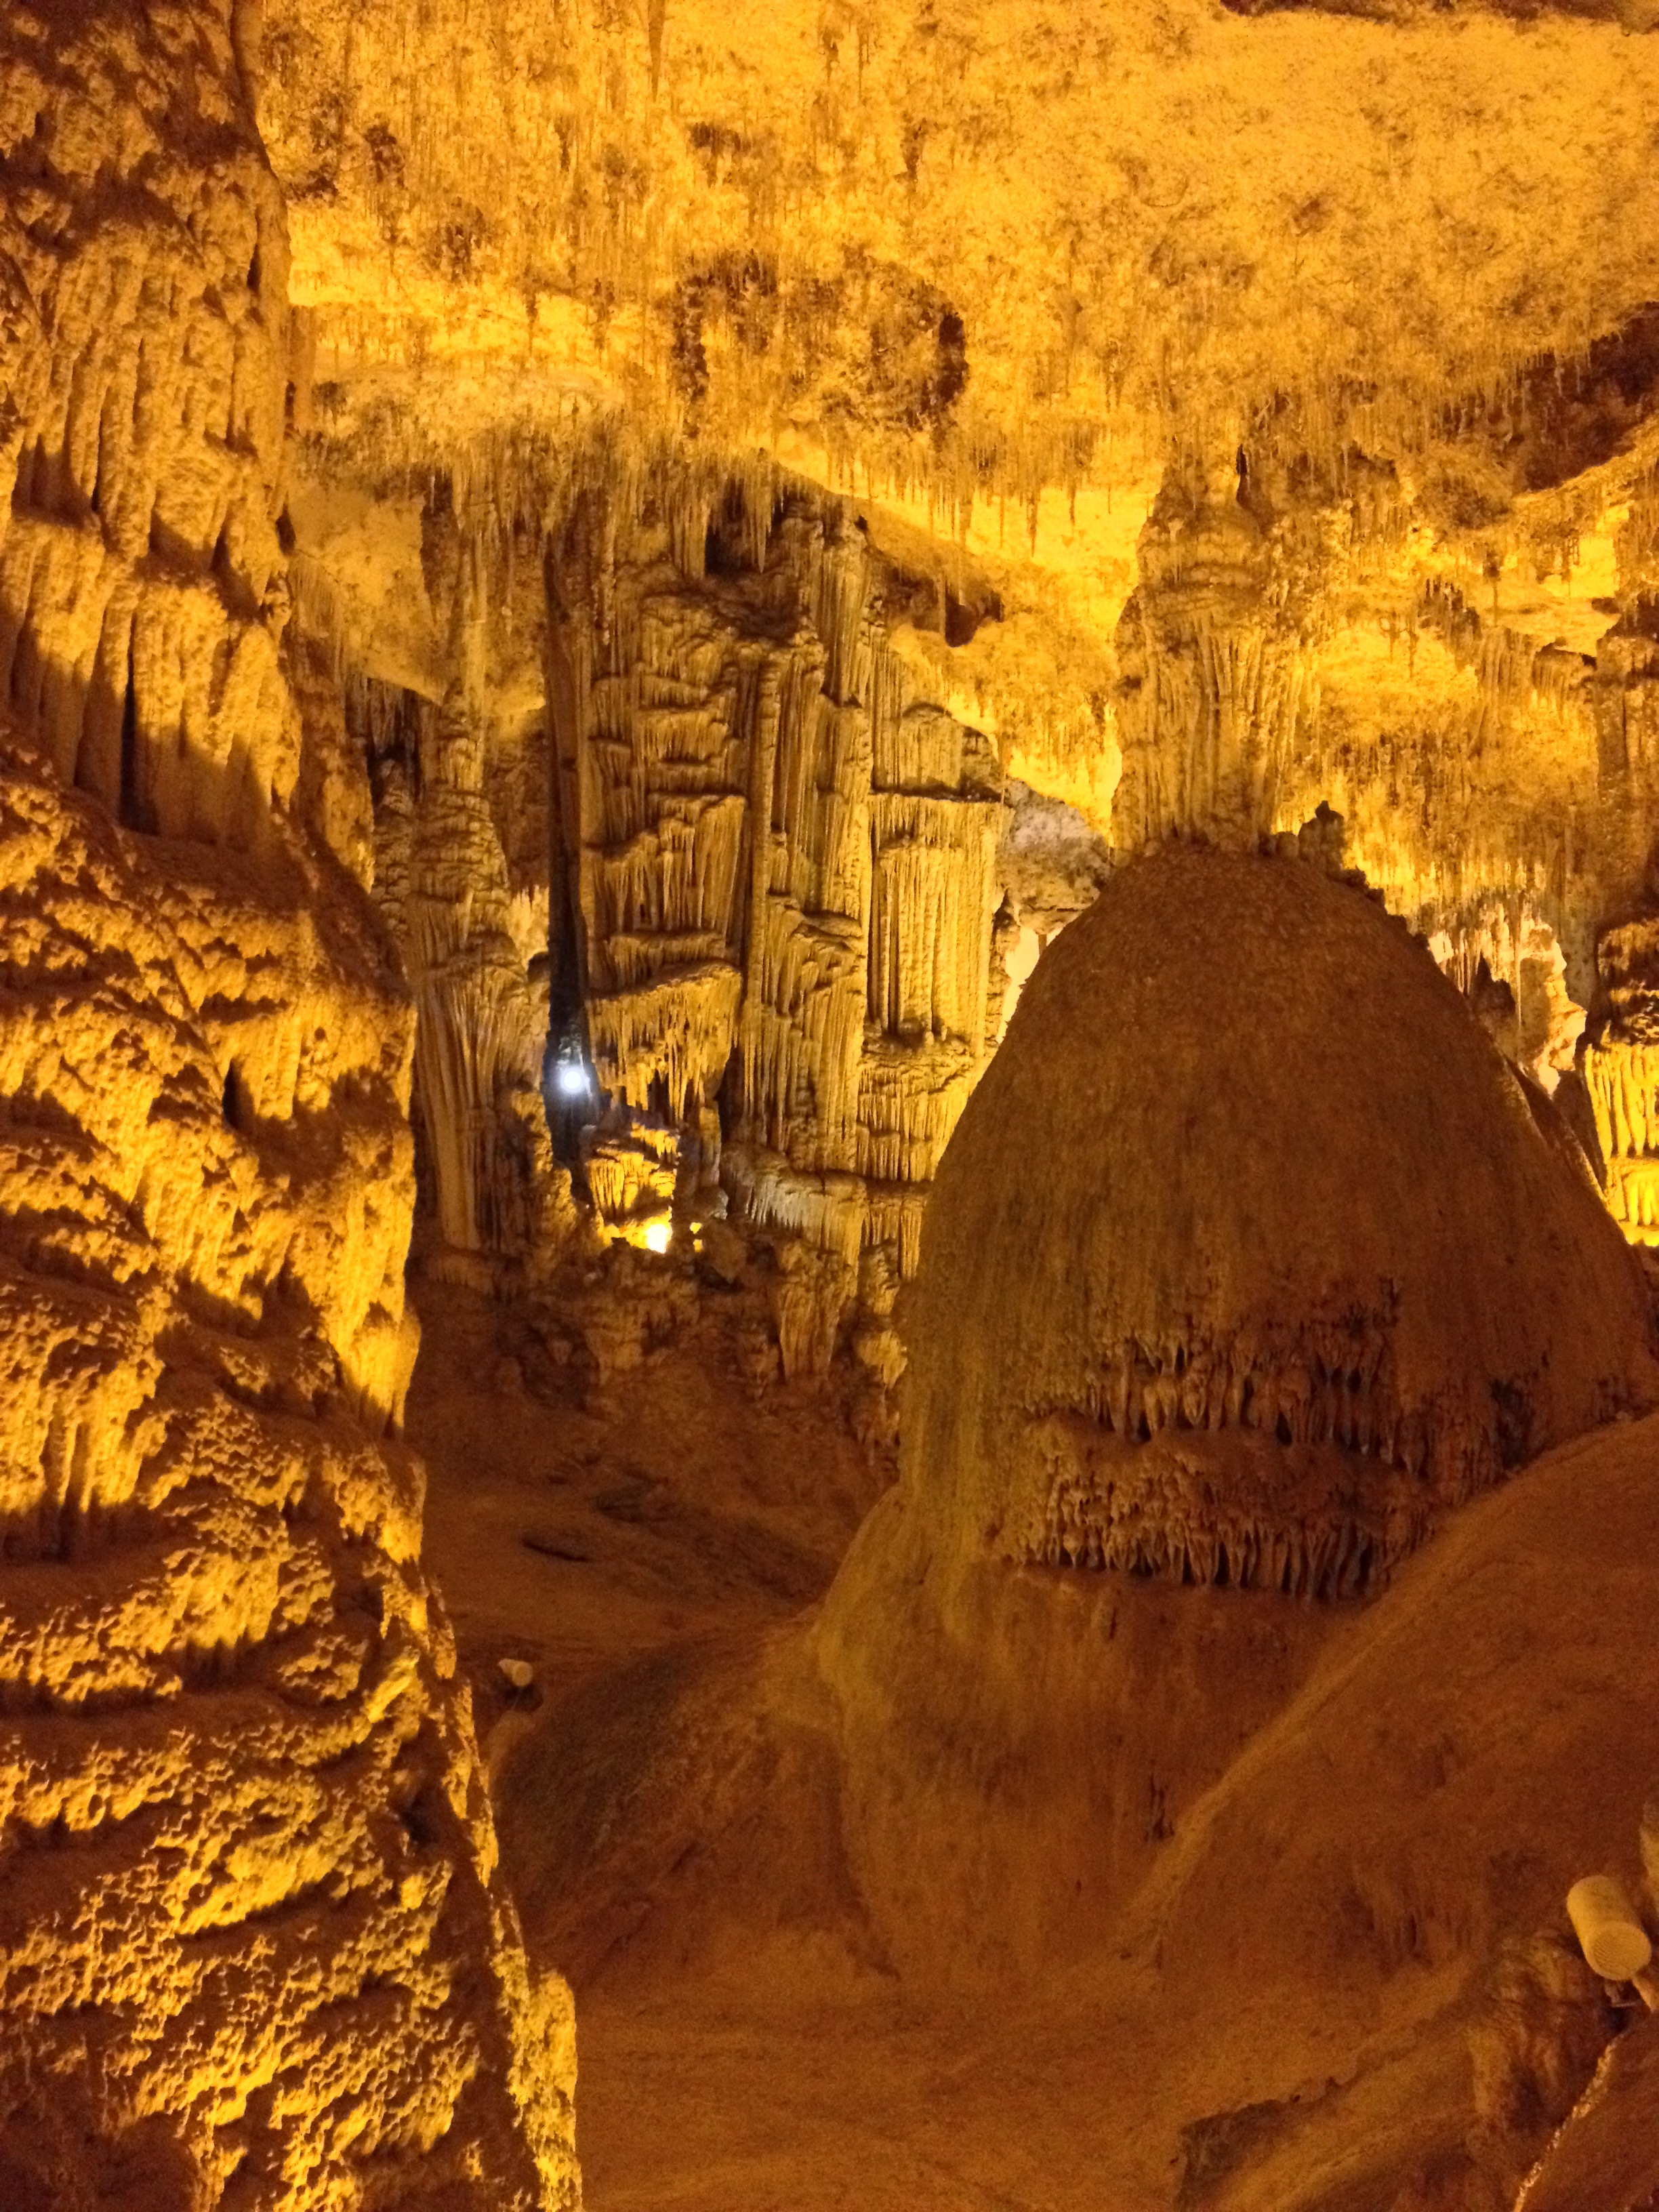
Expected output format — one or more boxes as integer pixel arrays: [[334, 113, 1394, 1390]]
[[5, 0, 1659, 2204]]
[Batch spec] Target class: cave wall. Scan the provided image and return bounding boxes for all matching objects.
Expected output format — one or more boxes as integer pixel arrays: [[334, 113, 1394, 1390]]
[[6, 0, 1659, 2198], [548, 478, 1006, 1275], [319, 424, 1659, 1296], [283, 445, 1016, 1286], [0, 3, 575, 2203], [297, 419, 1659, 1298]]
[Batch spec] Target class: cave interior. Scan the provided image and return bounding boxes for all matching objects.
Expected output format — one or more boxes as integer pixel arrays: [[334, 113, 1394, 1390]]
[[3, 0, 1659, 2205]]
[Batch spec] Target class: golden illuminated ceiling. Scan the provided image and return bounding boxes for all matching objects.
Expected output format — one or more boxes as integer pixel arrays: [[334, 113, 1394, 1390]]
[[258, 0, 1659, 899]]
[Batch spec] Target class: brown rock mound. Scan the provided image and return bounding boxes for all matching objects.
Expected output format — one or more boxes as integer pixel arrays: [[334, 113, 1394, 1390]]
[[905, 843, 1658, 1599], [491, 846, 1659, 2207], [810, 845, 1659, 1988]]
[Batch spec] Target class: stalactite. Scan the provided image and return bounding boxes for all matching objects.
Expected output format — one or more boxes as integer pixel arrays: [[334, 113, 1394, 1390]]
[[722, 1151, 869, 1267], [1015, 1324, 1451, 1599], [856, 1039, 985, 1185], [588, 966, 745, 1114], [1584, 1028, 1659, 1245], [1417, 577, 1595, 714], [1113, 458, 1311, 848], [585, 1122, 680, 1229], [304, 440, 1045, 1284], [866, 793, 1001, 1042], [1027, 1409, 1422, 1600], [393, 690, 577, 1268], [0, 18, 298, 856], [546, 470, 1010, 1273]]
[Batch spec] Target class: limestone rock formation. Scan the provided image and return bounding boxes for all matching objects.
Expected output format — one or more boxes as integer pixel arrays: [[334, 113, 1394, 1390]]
[[0, 2, 575, 2203], [251, 0, 1659, 1298], [1113, 459, 1317, 851], [802, 844, 1658, 2005], [0, 0, 294, 853], [1517, 2013, 1659, 2212], [388, 673, 575, 1273], [489, 828, 1659, 2200], [14, 0, 1659, 2203], [548, 480, 1006, 1273], [291, 442, 1014, 1281], [1584, 893, 1659, 1243], [0, 720, 573, 2211], [905, 842, 1658, 1598]]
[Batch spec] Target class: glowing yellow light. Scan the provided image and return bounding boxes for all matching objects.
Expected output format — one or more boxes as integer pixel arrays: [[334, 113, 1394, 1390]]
[[642, 1218, 672, 1254]]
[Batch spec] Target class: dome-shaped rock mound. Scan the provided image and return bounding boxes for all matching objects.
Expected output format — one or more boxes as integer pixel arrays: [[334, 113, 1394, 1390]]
[[909, 844, 1659, 1599]]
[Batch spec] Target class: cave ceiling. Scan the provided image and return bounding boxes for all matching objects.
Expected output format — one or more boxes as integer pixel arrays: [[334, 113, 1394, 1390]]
[[251, 0, 1659, 983]]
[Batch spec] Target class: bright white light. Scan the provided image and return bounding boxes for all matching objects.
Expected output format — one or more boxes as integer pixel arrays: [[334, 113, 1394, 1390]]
[[642, 1218, 672, 1254], [554, 1062, 589, 1098]]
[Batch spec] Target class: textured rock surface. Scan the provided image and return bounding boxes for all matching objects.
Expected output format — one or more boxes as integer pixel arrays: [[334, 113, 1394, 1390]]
[[0, 720, 573, 2211], [256, 0, 1659, 527], [795, 848, 1659, 2012], [1516, 2013, 1659, 2212], [903, 842, 1658, 1596], [0, 3, 575, 2204], [249, 0, 1659, 1286], [0, 0, 295, 846], [550, 483, 1005, 1272], [286, 443, 1013, 1280], [481, 1185, 1659, 2212]]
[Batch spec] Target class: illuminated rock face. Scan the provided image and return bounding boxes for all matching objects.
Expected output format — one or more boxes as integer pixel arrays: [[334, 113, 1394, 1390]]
[[246, 0, 1659, 1275], [388, 681, 576, 1273], [1585, 889, 1659, 1243], [253, 0, 1659, 1279], [302, 466, 1009, 1275], [0, 2, 575, 2203], [0, 727, 573, 2210], [7, 0, 1659, 2196], [0, 0, 293, 852], [1113, 462, 1314, 851], [907, 843, 1659, 1597], [546, 485, 1005, 1271]]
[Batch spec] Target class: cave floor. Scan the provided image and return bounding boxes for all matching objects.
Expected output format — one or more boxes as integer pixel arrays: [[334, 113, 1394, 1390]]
[[572, 1988, 1185, 2212], [407, 1270, 1184, 2210], [406, 1268, 1053, 2211], [408, 1264, 888, 1717]]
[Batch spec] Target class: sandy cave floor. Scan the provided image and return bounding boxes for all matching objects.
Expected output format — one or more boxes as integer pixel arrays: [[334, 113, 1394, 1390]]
[[405, 1271, 979, 2209], [405, 1269, 1199, 2212], [407, 1269, 886, 1711]]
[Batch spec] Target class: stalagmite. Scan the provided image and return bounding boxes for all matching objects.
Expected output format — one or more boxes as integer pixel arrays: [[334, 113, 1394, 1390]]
[[1567, 1875, 1654, 1982], [890, 844, 1657, 1597], [360, 560, 575, 1275], [796, 835, 1659, 2184]]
